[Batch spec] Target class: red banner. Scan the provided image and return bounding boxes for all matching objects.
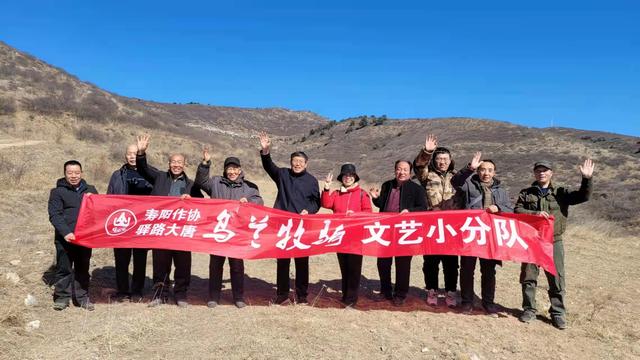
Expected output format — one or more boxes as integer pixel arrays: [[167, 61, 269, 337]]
[[75, 195, 556, 274]]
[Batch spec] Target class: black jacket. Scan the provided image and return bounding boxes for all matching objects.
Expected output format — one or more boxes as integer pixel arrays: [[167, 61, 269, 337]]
[[107, 165, 153, 195], [372, 179, 428, 213], [261, 152, 320, 213], [48, 178, 98, 238], [136, 153, 203, 198]]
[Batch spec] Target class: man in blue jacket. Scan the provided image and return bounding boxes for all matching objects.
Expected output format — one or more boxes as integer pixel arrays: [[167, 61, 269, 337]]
[[107, 144, 153, 302], [259, 132, 320, 305], [48, 160, 98, 311]]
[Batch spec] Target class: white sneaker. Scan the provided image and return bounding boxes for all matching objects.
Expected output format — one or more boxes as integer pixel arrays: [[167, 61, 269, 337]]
[[426, 289, 438, 306], [445, 291, 457, 308]]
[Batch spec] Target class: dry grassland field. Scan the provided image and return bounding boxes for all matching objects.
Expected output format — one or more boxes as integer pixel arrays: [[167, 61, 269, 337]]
[[1, 42, 640, 360], [0, 128, 639, 360]]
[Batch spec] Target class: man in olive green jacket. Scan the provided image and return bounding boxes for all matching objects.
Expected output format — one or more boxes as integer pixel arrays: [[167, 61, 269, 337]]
[[515, 159, 594, 330]]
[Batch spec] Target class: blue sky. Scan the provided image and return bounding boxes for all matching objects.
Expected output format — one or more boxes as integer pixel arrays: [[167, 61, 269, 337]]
[[2, 1, 639, 136]]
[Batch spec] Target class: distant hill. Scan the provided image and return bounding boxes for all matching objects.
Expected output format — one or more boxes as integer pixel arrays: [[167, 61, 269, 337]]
[[0, 41, 329, 139], [1, 41, 638, 230]]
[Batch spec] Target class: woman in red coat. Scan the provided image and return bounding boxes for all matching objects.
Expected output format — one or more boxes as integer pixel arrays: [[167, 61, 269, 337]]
[[321, 163, 372, 307]]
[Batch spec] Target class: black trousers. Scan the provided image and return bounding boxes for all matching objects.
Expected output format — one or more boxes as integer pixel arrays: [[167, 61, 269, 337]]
[[423, 255, 459, 292], [114, 248, 148, 296], [209, 255, 244, 302], [152, 249, 191, 300], [276, 257, 309, 299], [377, 256, 412, 299], [337, 253, 363, 304], [460, 256, 498, 306], [54, 237, 91, 303]]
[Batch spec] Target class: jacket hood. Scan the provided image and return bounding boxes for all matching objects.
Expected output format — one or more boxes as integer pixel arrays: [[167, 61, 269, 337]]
[[427, 147, 456, 174], [56, 178, 87, 190]]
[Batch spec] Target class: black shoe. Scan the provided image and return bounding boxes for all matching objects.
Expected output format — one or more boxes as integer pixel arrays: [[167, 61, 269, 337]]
[[373, 293, 393, 302], [392, 297, 405, 307], [483, 303, 500, 318], [273, 295, 290, 305], [130, 293, 144, 303], [519, 310, 536, 323], [460, 302, 473, 314], [115, 294, 131, 303], [343, 302, 357, 309], [552, 315, 567, 330], [296, 297, 308, 305]]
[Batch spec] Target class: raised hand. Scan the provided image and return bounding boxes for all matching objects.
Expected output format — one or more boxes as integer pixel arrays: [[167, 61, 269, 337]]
[[259, 131, 271, 154], [202, 146, 211, 163], [136, 134, 150, 154], [579, 159, 594, 179], [369, 187, 380, 199], [324, 172, 333, 190], [470, 151, 482, 171], [425, 134, 438, 152]]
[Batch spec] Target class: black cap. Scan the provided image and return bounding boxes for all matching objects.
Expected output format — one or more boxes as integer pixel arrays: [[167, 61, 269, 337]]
[[533, 160, 552, 170], [337, 163, 360, 182], [224, 157, 241, 168]]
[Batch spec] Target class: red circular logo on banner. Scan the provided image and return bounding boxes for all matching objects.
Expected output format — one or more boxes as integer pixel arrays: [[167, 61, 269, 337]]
[[105, 209, 137, 236]]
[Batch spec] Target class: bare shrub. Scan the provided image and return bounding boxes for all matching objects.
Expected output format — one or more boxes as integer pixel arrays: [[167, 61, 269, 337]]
[[24, 96, 67, 114], [74, 124, 108, 143], [74, 92, 118, 123], [0, 154, 29, 186], [0, 97, 16, 115], [109, 142, 127, 163]]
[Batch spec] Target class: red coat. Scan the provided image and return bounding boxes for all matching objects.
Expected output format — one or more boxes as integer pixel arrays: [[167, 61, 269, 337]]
[[321, 185, 373, 214]]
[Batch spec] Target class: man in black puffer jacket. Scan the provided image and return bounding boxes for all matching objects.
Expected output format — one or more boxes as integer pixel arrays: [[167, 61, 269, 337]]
[[135, 134, 203, 308], [48, 160, 98, 311], [107, 144, 154, 302], [370, 160, 428, 306]]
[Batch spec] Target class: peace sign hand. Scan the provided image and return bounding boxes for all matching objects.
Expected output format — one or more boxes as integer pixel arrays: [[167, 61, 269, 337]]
[[324, 172, 333, 190]]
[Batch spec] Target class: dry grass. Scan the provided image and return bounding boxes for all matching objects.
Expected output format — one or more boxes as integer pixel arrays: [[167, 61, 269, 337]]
[[1, 43, 640, 357], [1, 114, 639, 359]]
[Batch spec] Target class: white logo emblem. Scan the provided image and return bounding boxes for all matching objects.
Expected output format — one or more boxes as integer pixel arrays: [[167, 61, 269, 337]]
[[105, 209, 137, 236]]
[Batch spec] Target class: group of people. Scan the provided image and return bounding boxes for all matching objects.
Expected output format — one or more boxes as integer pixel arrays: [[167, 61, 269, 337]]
[[47, 132, 594, 330]]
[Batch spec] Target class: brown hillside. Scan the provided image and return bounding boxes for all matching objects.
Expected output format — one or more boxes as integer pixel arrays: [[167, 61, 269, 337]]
[[1, 42, 639, 359]]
